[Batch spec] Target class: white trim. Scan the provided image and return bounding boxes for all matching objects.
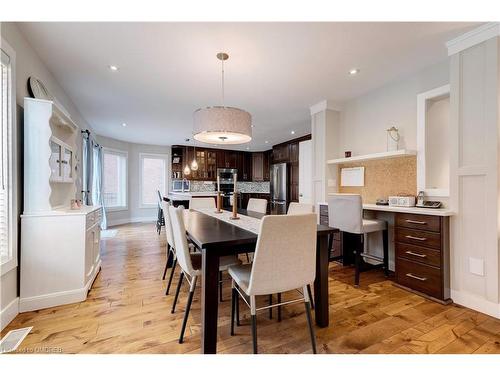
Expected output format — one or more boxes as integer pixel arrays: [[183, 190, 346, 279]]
[[309, 100, 341, 115], [416, 84, 450, 197], [107, 216, 156, 227], [451, 289, 500, 319], [447, 22, 500, 56], [0, 37, 17, 276], [326, 149, 416, 165], [19, 261, 101, 313], [138, 152, 169, 209], [0, 297, 19, 331]]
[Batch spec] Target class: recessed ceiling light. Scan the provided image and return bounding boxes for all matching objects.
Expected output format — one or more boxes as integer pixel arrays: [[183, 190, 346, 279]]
[[265, 140, 269, 144], [251, 125, 255, 128], [122, 123, 127, 127], [349, 68, 360, 75], [109, 65, 119, 71], [246, 147, 250, 150], [291, 130, 295, 135]]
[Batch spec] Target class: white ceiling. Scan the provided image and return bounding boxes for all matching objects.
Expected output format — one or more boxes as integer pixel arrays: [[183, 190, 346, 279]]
[[19, 22, 479, 151]]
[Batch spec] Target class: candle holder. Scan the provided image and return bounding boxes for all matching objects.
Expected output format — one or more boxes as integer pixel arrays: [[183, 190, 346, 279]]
[[215, 191, 223, 214], [230, 192, 240, 220]]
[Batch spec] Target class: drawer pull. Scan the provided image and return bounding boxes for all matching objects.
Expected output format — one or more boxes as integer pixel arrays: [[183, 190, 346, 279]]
[[405, 235, 427, 241], [405, 219, 427, 225], [406, 273, 427, 281], [405, 250, 427, 258]]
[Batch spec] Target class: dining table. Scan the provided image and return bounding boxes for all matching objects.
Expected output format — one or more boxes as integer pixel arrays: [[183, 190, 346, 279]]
[[181, 207, 337, 354]]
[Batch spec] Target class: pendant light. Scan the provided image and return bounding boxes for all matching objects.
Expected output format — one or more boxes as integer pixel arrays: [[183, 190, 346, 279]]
[[193, 52, 252, 145], [183, 164, 191, 176]]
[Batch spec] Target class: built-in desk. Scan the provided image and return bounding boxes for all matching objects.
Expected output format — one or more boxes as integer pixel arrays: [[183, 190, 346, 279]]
[[318, 202, 454, 304]]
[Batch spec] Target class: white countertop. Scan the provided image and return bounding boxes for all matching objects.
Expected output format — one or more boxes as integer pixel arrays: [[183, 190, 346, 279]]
[[317, 202, 454, 216], [22, 205, 102, 217], [168, 192, 218, 200]]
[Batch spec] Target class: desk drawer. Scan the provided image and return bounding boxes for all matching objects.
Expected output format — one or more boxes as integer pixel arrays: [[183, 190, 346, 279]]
[[395, 227, 441, 250], [396, 213, 441, 233], [396, 242, 441, 268], [396, 258, 442, 299]]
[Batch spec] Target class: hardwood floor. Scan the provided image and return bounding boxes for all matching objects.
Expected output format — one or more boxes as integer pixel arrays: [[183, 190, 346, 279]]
[[3, 222, 500, 354]]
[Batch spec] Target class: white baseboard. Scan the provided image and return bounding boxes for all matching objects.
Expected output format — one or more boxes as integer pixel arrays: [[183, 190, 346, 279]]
[[451, 289, 500, 319], [1, 297, 19, 331], [107, 216, 155, 227], [19, 262, 101, 313]]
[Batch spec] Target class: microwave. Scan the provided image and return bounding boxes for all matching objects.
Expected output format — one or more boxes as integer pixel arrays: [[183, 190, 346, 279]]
[[172, 179, 190, 192], [217, 168, 237, 183]]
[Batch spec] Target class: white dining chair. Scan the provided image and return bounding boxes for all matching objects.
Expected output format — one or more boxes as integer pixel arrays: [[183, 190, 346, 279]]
[[169, 205, 242, 343], [228, 213, 318, 354], [287, 202, 314, 215], [189, 197, 216, 210], [327, 194, 388, 286], [162, 201, 181, 296], [247, 198, 267, 214]]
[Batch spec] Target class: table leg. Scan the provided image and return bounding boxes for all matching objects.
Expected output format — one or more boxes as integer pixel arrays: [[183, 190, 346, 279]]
[[201, 247, 220, 354], [314, 234, 330, 327]]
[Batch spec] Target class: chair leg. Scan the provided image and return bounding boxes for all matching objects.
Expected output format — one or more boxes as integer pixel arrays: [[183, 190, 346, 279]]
[[251, 315, 258, 354], [268, 294, 273, 319], [277, 293, 282, 322], [166, 258, 177, 295], [171, 271, 184, 313], [162, 247, 172, 280], [246, 253, 250, 263], [236, 292, 240, 326], [219, 271, 223, 302], [230, 287, 236, 336], [179, 276, 197, 344], [307, 284, 315, 310], [354, 235, 362, 287], [382, 229, 389, 277], [304, 301, 317, 354]]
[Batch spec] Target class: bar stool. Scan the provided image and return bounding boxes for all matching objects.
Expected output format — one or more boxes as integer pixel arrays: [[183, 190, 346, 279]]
[[327, 194, 389, 286]]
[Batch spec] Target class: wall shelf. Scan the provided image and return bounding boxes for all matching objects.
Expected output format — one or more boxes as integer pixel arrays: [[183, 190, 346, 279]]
[[326, 149, 417, 165]]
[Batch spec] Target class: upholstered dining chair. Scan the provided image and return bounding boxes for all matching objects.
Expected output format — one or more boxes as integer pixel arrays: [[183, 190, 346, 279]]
[[228, 213, 318, 354], [247, 198, 267, 214], [156, 190, 165, 234], [328, 194, 388, 286], [161, 201, 179, 296], [168, 205, 241, 343], [287, 202, 314, 215], [189, 197, 216, 210]]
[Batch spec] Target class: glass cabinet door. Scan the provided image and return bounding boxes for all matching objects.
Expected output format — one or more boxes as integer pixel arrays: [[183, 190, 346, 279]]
[[63, 147, 73, 180], [49, 140, 62, 181]]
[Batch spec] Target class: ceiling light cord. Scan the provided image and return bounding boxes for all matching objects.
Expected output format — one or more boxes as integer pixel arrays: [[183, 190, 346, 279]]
[[221, 57, 225, 108]]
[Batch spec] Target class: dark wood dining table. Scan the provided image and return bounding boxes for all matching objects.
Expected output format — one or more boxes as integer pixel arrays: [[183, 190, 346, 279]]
[[182, 208, 337, 354]]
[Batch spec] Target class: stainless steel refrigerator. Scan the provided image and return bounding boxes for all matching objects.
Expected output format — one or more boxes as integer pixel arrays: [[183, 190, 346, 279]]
[[270, 162, 287, 214]]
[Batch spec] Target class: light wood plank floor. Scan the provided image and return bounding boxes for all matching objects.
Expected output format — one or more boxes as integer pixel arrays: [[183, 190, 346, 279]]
[[3, 222, 500, 354]]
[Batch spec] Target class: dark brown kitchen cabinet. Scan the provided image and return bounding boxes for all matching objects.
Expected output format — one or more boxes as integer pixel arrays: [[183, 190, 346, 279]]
[[273, 144, 289, 163], [263, 150, 271, 181], [206, 150, 217, 180], [252, 153, 264, 182], [241, 152, 252, 181], [289, 142, 299, 163], [225, 151, 238, 169]]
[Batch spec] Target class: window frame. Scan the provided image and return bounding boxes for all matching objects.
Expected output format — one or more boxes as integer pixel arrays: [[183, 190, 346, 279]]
[[102, 147, 128, 212], [139, 153, 169, 209], [1, 38, 17, 275]]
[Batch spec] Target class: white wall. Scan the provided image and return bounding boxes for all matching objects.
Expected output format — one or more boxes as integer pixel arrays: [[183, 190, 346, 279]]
[[96, 135, 170, 227], [0, 22, 94, 330], [336, 60, 449, 158]]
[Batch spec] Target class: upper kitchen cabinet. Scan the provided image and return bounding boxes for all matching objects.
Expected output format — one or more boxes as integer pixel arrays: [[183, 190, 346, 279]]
[[272, 143, 290, 163], [263, 150, 271, 181], [252, 152, 264, 181]]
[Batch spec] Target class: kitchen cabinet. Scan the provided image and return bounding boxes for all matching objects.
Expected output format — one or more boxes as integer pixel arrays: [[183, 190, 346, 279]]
[[273, 143, 290, 163], [289, 142, 299, 163], [241, 152, 252, 181], [252, 152, 264, 181], [263, 150, 271, 181]]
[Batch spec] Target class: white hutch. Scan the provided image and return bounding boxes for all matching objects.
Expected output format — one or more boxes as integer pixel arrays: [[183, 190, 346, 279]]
[[20, 98, 102, 312]]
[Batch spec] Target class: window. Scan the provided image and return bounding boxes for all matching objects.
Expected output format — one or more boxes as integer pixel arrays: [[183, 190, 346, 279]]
[[102, 149, 127, 210], [1, 38, 16, 273], [140, 153, 168, 207]]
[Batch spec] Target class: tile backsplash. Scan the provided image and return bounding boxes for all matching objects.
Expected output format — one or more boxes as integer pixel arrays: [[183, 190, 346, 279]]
[[190, 180, 270, 193]]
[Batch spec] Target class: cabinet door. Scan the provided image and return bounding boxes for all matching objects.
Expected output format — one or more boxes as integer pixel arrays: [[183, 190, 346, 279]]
[[62, 147, 74, 182], [241, 152, 252, 181], [216, 150, 226, 169], [49, 140, 62, 182], [252, 153, 264, 181], [85, 228, 95, 282], [193, 149, 207, 180], [263, 151, 271, 181], [226, 151, 238, 169], [289, 142, 299, 163], [184, 147, 194, 179], [206, 150, 217, 180], [93, 227, 101, 264]]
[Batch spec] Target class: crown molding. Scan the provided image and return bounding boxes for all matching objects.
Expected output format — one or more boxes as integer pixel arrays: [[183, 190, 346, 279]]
[[447, 22, 500, 56], [309, 100, 341, 115]]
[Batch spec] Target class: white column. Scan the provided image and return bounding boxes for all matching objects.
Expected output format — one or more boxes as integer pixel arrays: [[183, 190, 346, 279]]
[[310, 100, 341, 207], [447, 23, 500, 318]]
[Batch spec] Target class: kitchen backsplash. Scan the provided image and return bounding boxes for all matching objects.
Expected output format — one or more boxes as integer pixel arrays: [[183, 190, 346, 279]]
[[190, 181, 270, 193]]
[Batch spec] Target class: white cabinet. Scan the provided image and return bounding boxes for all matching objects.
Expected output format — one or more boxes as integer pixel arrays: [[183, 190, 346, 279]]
[[20, 207, 102, 312], [49, 137, 74, 183]]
